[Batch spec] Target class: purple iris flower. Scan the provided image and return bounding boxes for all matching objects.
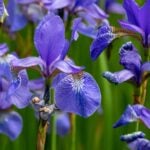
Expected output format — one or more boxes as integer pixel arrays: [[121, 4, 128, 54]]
[[113, 104, 150, 129], [52, 72, 101, 117], [0, 44, 31, 140], [5, 0, 27, 32], [103, 42, 150, 85], [121, 131, 150, 150], [12, 13, 84, 77], [120, 0, 150, 47]]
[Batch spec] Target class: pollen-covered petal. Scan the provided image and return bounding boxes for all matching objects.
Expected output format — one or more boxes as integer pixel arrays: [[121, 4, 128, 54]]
[[0, 111, 22, 140], [34, 13, 66, 67], [90, 23, 116, 60], [53, 72, 101, 117], [103, 69, 134, 84]]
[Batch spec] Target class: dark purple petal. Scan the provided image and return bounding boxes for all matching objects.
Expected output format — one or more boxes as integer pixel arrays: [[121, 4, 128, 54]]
[[103, 69, 134, 84], [113, 105, 139, 128], [8, 70, 32, 108], [43, 0, 71, 10], [0, 111, 22, 140], [6, 0, 27, 32], [52, 60, 84, 74], [56, 113, 70, 136], [123, 0, 139, 25], [119, 20, 144, 37], [0, 43, 8, 56], [34, 13, 66, 67], [119, 42, 142, 74], [90, 23, 116, 60], [53, 72, 101, 117]]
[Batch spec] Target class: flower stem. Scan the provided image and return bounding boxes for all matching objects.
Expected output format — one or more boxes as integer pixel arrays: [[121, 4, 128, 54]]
[[70, 114, 76, 150], [50, 88, 57, 150]]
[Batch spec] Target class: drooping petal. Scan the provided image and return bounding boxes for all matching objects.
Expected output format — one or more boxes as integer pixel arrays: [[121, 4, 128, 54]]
[[34, 13, 66, 67], [119, 42, 142, 74], [114, 104, 150, 129], [6, 0, 27, 32], [0, 111, 22, 140], [56, 113, 70, 136], [90, 23, 116, 60], [52, 60, 84, 74], [0, 43, 8, 56], [11, 56, 45, 72], [119, 20, 144, 37], [103, 69, 134, 84], [53, 72, 101, 117], [113, 105, 139, 128], [8, 70, 32, 108]]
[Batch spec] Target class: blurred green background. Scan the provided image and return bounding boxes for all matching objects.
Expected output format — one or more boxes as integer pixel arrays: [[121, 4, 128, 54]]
[[0, 0, 149, 150]]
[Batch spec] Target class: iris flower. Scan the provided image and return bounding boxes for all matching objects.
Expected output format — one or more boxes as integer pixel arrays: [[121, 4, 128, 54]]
[[0, 44, 31, 139], [103, 42, 150, 85], [121, 131, 150, 150], [120, 0, 150, 47]]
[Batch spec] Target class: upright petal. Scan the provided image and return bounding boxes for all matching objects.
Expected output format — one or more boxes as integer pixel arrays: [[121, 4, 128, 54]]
[[53, 72, 101, 117], [0, 111, 22, 140], [34, 13, 66, 67], [123, 0, 140, 25]]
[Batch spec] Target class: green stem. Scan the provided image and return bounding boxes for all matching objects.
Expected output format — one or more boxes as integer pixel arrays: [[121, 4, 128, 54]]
[[70, 114, 76, 150], [51, 88, 57, 150]]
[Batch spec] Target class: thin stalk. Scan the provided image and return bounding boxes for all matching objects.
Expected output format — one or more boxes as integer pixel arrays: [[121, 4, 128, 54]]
[[70, 114, 76, 150], [50, 88, 57, 150]]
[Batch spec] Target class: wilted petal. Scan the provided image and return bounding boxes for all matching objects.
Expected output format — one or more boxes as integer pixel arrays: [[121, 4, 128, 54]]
[[103, 69, 134, 84], [53, 72, 101, 117], [8, 70, 31, 108], [0, 111, 22, 140], [113, 105, 139, 128], [0, 43, 8, 56], [119, 42, 142, 74], [52, 60, 84, 74], [56, 113, 70, 136], [90, 23, 116, 60], [34, 13, 66, 67]]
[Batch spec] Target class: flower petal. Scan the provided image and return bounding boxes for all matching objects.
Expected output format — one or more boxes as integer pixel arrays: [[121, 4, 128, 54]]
[[0, 43, 8, 56], [103, 69, 134, 84], [34, 13, 66, 67], [90, 23, 116, 60], [53, 60, 84, 74], [53, 72, 101, 117], [0, 111, 22, 140], [56, 113, 70, 136], [141, 62, 150, 73], [113, 105, 139, 128]]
